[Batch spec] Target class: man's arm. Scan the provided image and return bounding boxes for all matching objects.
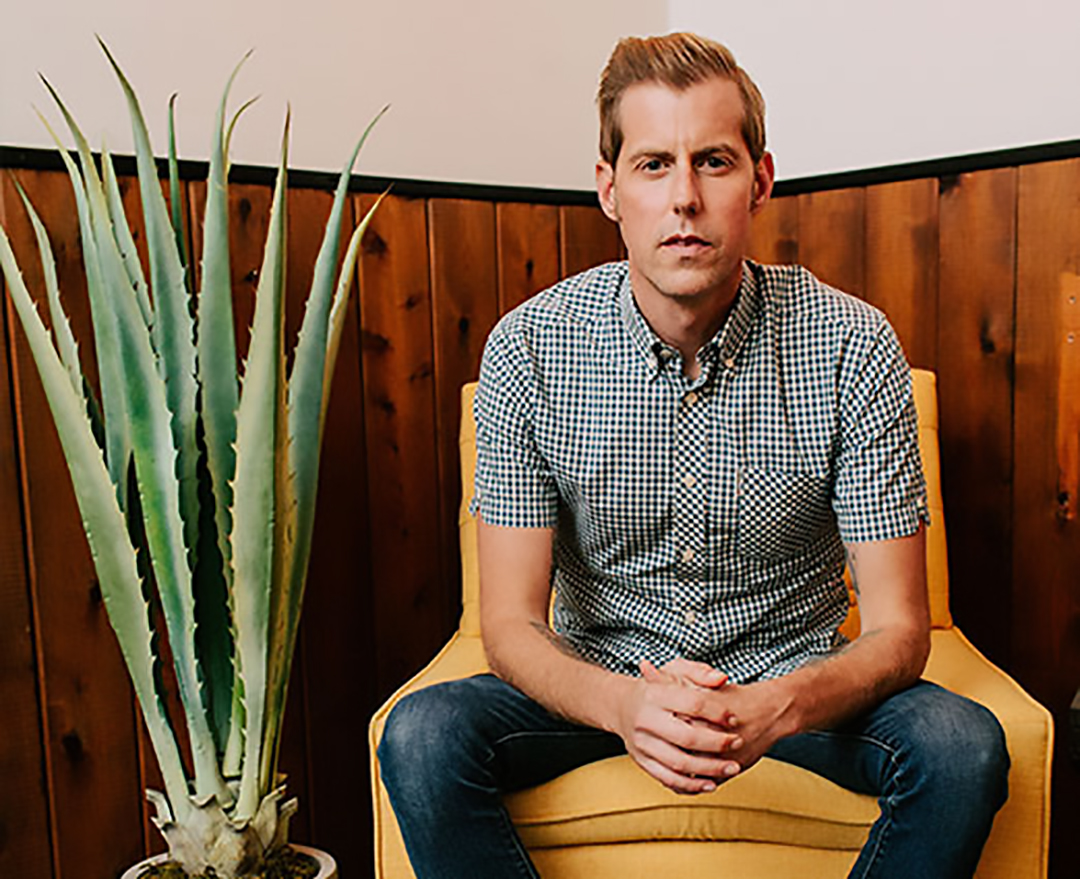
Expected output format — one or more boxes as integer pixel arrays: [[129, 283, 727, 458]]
[[478, 518, 744, 793], [655, 525, 930, 772]]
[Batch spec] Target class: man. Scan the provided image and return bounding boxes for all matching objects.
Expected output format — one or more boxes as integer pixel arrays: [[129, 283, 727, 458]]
[[379, 32, 1009, 878]]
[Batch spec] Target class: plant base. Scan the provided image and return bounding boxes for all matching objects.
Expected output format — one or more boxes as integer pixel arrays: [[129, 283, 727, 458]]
[[120, 844, 336, 879]]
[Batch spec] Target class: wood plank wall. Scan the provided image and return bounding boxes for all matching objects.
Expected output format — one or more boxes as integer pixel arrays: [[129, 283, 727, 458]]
[[0, 156, 1077, 878]]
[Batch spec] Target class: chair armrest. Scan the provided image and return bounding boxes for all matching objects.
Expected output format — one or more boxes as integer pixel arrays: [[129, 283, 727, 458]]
[[923, 628, 1053, 879]]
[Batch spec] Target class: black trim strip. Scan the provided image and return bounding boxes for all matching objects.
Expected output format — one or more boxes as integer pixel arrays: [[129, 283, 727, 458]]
[[772, 138, 1080, 196], [6, 137, 1080, 203], [0, 145, 602, 207]]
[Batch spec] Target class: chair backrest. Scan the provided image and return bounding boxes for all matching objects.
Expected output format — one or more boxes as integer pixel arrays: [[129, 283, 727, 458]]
[[457, 368, 951, 639]]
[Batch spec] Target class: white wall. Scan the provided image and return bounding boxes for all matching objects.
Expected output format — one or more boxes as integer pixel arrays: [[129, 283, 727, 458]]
[[0, 0, 665, 191], [669, 0, 1080, 180], [5, 2, 1079, 189]]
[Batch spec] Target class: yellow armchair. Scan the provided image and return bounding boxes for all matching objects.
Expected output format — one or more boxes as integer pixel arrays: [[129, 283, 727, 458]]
[[369, 370, 1053, 878]]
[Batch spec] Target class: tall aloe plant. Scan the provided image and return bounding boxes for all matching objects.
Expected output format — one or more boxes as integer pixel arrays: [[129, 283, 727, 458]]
[[0, 41, 386, 878]]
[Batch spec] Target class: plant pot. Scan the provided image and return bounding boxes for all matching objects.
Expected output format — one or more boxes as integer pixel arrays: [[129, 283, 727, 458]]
[[119, 844, 337, 879]]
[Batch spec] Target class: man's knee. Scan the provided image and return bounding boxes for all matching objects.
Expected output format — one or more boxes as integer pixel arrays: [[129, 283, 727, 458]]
[[379, 683, 468, 794], [952, 700, 1010, 807], [378, 677, 503, 797], [907, 686, 1010, 809]]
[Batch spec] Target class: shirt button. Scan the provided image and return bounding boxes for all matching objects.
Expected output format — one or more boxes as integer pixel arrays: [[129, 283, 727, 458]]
[[682, 547, 695, 563], [682, 473, 697, 488], [684, 609, 697, 626], [724, 357, 736, 369], [684, 391, 699, 406]]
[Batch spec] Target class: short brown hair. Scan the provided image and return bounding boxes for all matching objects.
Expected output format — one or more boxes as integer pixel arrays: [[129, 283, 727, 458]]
[[597, 33, 766, 166]]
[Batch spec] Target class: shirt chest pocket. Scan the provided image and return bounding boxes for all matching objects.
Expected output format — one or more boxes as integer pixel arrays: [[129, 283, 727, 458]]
[[736, 467, 834, 560]]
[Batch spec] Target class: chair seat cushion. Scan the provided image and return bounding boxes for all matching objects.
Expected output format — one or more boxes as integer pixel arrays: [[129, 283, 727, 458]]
[[507, 752, 876, 852]]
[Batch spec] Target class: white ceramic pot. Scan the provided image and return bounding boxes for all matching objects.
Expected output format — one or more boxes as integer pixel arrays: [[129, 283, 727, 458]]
[[120, 844, 337, 879]]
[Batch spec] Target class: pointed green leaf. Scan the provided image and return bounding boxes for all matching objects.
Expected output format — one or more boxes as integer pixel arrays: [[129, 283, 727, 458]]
[[231, 112, 289, 822], [98, 39, 201, 586], [35, 100, 131, 506], [322, 192, 387, 430], [0, 223, 191, 823], [195, 53, 251, 762], [167, 93, 191, 293], [100, 140, 152, 325], [197, 52, 249, 596], [224, 94, 259, 176], [12, 177, 84, 398]]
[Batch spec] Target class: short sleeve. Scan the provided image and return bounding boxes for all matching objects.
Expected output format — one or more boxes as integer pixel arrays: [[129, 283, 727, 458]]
[[469, 316, 559, 528], [832, 319, 930, 544]]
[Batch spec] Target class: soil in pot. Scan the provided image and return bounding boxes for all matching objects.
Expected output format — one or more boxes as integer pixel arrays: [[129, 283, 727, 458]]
[[135, 845, 320, 879]]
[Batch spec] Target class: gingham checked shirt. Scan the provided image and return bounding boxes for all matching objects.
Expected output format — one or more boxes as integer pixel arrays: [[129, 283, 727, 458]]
[[472, 260, 929, 683]]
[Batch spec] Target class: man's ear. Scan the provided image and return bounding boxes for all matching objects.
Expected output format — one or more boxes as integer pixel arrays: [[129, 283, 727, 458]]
[[750, 152, 776, 214], [596, 161, 620, 222]]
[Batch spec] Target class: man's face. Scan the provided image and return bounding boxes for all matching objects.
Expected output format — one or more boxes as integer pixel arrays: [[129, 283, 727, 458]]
[[596, 76, 773, 311]]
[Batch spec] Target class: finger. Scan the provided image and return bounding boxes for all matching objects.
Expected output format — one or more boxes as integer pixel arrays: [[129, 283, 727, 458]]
[[661, 658, 728, 690], [664, 715, 745, 754], [634, 731, 744, 780], [676, 715, 745, 751], [640, 659, 668, 683], [633, 754, 720, 795], [654, 684, 737, 729]]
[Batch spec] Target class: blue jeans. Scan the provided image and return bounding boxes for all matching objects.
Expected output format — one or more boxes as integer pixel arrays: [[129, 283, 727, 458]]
[[378, 674, 1009, 878]]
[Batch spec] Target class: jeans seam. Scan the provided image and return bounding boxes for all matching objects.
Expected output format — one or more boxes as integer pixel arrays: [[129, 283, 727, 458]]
[[859, 750, 902, 879], [497, 797, 542, 879], [796, 729, 904, 879]]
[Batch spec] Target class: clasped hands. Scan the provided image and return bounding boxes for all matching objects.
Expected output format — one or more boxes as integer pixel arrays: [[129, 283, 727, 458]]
[[615, 657, 792, 795]]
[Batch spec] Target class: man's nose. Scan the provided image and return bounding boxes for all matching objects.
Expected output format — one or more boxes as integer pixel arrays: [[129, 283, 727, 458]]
[[671, 162, 701, 217]]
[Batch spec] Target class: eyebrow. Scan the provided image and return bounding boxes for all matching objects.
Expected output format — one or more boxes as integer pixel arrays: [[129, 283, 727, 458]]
[[625, 144, 742, 165], [691, 145, 741, 164]]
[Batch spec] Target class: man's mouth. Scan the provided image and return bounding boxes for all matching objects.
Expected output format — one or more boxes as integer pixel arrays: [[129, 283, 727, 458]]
[[661, 233, 711, 251]]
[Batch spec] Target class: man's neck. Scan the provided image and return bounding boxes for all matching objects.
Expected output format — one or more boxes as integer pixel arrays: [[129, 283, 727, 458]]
[[629, 265, 743, 379]]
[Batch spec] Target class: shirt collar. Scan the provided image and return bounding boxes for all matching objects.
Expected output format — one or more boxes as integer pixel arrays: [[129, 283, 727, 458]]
[[617, 261, 761, 375]]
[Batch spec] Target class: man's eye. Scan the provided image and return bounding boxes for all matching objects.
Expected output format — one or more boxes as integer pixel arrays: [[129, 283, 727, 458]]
[[702, 155, 731, 170], [642, 159, 664, 172]]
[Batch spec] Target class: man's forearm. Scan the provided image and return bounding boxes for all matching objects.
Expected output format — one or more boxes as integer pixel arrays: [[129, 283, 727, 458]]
[[483, 616, 634, 734], [762, 621, 929, 740]]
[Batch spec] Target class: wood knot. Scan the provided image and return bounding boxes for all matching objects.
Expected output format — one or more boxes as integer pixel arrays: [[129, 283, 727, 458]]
[[939, 174, 961, 196], [61, 730, 85, 762], [238, 198, 252, 223], [363, 230, 388, 257], [979, 318, 997, 355], [1058, 491, 1074, 521], [458, 316, 470, 335], [361, 330, 391, 353], [409, 362, 433, 382]]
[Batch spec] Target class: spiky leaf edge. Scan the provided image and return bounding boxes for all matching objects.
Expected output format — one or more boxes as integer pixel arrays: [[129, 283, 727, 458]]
[[0, 222, 192, 823]]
